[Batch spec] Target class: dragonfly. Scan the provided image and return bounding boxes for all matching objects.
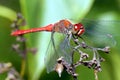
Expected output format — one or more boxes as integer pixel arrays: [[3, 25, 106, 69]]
[[11, 19, 85, 72], [11, 19, 84, 36], [11, 19, 117, 72]]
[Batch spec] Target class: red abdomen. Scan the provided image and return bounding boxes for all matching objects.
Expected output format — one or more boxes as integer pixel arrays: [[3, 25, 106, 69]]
[[11, 24, 53, 36]]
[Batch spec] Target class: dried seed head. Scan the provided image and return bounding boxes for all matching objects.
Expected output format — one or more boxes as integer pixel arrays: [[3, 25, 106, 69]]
[[94, 65, 102, 72], [16, 36, 26, 42], [81, 53, 89, 60], [55, 63, 64, 77], [99, 57, 105, 62], [55, 57, 64, 77], [0, 62, 12, 73], [17, 13, 23, 19], [5, 68, 22, 80], [81, 42, 87, 48], [4, 62, 12, 69], [73, 73, 78, 77], [103, 46, 110, 53], [57, 56, 64, 62], [12, 44, 20, 50]]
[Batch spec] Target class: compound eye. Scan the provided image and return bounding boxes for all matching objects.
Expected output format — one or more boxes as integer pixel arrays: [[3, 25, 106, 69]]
[[74, 23, 85, 36], [74, 23, 83, 31]]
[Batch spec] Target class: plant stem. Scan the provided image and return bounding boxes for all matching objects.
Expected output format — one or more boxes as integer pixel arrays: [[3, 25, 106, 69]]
[[20, 58, 26, 77]]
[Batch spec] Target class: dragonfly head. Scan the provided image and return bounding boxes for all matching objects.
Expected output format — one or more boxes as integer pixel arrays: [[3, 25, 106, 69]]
[[73, 23, 85, 36]]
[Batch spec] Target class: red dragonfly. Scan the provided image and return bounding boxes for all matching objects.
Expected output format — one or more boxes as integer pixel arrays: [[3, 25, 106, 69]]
[[11, 19, 85, 72], [11, 19, 85, 36]]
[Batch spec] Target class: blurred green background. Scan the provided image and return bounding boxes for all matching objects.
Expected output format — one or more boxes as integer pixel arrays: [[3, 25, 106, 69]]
[[0, 0, 120, 80]]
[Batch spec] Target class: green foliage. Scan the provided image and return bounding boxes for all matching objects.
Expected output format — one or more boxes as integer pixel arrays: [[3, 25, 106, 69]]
[[0, 0, 120, 80]]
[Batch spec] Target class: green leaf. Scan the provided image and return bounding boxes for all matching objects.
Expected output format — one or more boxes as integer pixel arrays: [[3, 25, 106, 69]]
[[0, 5, 16, 21]]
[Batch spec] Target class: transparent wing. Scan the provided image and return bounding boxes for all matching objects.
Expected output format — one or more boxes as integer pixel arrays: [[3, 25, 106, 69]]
[[59, 34, 73, 64], [45, 32, 73, 73], [80, 20, 120, 47], [44, 38, 57, 73]]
